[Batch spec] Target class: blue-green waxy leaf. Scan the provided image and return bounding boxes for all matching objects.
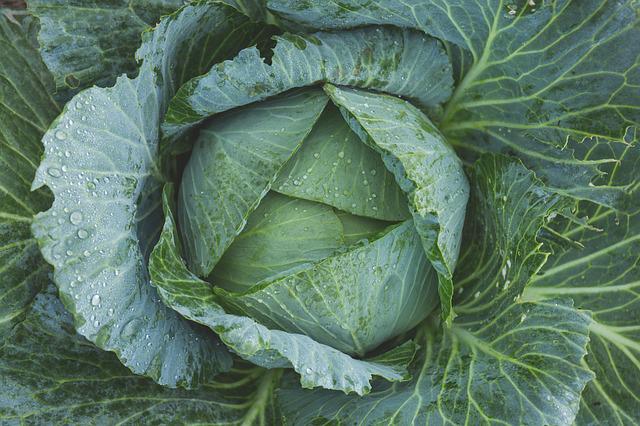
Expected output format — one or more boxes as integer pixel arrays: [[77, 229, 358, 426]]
[[278, 154, 594, 426], [162, 26, 453, 145], [325, 85, 469, 325], [30, 2, 272, 388], [266, 0, 640, 214], [210, 192, 345, 293], [0, 285, 283, 425], [150, 186, 410, 396], [274, 103, 410, 221], [178, 88, 328, 277], [28, 0, 186, 97], [215, 217, 437, 356], [0, 15, 57, 336], [524, 139, 640, 424]]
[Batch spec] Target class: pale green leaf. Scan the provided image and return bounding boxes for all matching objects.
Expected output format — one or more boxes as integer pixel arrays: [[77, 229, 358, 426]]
[[211, 192, 345, 293], [178, 88, 328, 276], [215, 218, 437, 356], [274, 103, 410, 221]]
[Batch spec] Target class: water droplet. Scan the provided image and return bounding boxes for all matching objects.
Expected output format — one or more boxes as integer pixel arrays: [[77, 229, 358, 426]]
[[108, 308, 114, 316], [55, 130, 67, 140], [474, 291, 481, 299], [91, 294, 101, 306], [70, 211, 83, 225], [313, 152, 320, 159], [77, 229, 89, 239], [370, 169, 377, 176], [337, 151, 345, 159], [48, 167, 62, 177]]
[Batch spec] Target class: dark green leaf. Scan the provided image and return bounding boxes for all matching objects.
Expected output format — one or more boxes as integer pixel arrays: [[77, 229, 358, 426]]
[[0, 285, 282, 425], [524, 140, 640, 424], [29, 0, 185, 97], [267, 0, 640, 213], [0, 15, 57, 336], [278, 154, 593, 425]]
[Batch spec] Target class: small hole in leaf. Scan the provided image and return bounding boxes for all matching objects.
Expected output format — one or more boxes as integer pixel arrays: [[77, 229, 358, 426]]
[[64, 74, 80, 88]]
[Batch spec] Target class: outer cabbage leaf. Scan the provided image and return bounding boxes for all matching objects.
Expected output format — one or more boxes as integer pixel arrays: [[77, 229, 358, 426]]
[[524, 137, 640, 425], [162, 26, 453, 144], [178, 88, 328, 276], [30, 2, 271, 387], [278, 154, 593, 425], [28, 0, 186, 97], [0, 15, 57, 336], [326, 85, 468, 325], [150, 185, 411, 396], [0, 285, 282, 425], [266, 0, 640, 213]]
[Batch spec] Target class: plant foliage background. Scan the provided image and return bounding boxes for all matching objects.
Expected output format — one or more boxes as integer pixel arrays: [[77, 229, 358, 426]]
[[0, 0, 638, 424]]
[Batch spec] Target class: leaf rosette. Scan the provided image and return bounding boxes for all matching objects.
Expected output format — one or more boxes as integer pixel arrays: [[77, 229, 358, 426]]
[[0, 0, 637, 424]]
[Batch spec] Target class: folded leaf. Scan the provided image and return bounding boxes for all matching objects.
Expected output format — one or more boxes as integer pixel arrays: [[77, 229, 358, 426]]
[[274, 102, 410, 221], [162, 26, 453, 144], [326, 84, 469, 325], [211, 192, 345, 293], [215, 218, 437, 356], [178, 88, 328, 276]]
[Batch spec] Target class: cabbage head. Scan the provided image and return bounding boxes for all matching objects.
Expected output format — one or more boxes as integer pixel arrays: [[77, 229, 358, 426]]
[[1, 1, 639, 424]]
